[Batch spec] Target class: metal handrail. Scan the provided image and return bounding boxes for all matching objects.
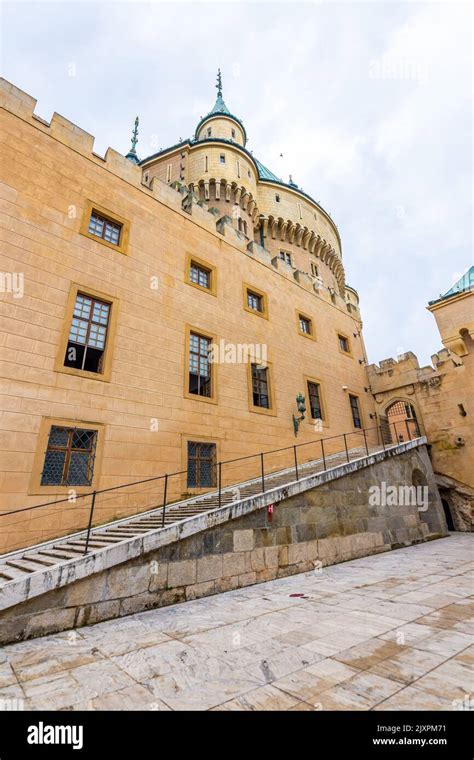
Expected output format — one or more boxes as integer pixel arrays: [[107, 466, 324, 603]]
[[1, 418, 423, 555]]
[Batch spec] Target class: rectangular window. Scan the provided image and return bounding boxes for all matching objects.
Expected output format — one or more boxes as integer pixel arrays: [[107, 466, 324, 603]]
[[189, 332, 212, 397], [231, 128, 236, 138], [247, 290, 263, 312], [299, 315, 312, 335], [207, 127, 212, 137], [166, 164, 172, 182], [41, 426, 97, 486], [187, 441, 216, 488], [219, 154, 225, 164], [189, 261, 211, 290], [88, 211, 122, 246], [311, 262, 319, 277], [64, 293, 111, 374], [237, 160, 240, 178], [338, 334, 350, 353], [349, 394, 362, 429], [276, 194, 280, 203], [251, 364, 270, 409], [280, 251, 292, 265], [307, 382, 323, 420]]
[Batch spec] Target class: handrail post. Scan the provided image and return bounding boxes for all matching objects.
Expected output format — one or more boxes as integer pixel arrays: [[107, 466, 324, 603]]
[[218, 462, 222, 508], [161, 474, 168, 528], [321, 438, 326, 470], [293, 445, 299, 481], [343, 433, 349, 463], [260, 452, 265, 492], [363, 427, 369, 457], [83, 490, 97, 555]]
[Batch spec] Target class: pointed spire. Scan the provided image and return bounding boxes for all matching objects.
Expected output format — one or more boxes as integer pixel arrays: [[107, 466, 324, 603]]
[[126, 116, 140, 164], [216, 68, 223, 98]]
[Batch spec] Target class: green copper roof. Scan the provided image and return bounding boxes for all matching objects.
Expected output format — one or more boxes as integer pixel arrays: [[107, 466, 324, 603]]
[[195, 69, 246, 142], [429, 266, 474, 305], [254, 159, 282, 183]]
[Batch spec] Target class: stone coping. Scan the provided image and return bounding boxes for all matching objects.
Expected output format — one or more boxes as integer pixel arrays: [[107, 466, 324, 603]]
[[0, 438, 426, 612]]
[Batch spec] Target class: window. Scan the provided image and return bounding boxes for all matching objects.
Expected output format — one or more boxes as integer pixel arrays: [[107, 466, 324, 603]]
[[243, 284, 268, 318], [166, 164, 172, 182], [275, 194, 280, 203], [41, 426, 97, 486], [190, 261, 211, 290], [207, 127, 212, 137], [237, 160, 240, 178], [338, 334, 350, 353], [307, 381, 323, 420], [231, 128, 236, 138], [311, 262, 319, 277], [185, 255, 216, 295], [299, 315, 312, 335], [279, 251, 292, 265], [349, 394, 362, 429], [88, 211, 121, 246], [247, 290, 263, 312], [251, 364, 270, 409], [219, 154, 225, 164], [64, 293, 111, 374], [297, 203, 302, 219], [187, 441, 216, 488], [205, 155, 208, 172], [188, 332, 212, 397], [297, 310, 316, 340], [248, 170, 251, 178]]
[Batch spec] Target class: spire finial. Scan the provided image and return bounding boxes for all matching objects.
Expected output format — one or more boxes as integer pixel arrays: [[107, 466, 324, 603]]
[[126, 116, 140, 164], [130, 116, 139, 152], [216, 68, 222, 98]]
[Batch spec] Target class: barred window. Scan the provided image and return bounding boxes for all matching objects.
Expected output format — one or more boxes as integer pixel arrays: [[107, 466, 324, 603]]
[[247, 290, 263, 312], [64, 293, 111, 374], [88, 211, 122, 246], [187, 441, 216, 488], [190, 261, 211, 289], [41, 426, 97, 486], [307, 381, 323, 420], [252, 363, 270, 408], [189, 332, 212, 397], [349, 394, 362, 429]]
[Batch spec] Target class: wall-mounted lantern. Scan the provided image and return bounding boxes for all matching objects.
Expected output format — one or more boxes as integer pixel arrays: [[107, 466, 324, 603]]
[[292, 393, 306, 436]]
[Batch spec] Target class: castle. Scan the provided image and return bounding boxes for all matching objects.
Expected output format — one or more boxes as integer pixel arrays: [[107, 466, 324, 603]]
[[0, 74, 380, 553], [0, 72, 470, 557]]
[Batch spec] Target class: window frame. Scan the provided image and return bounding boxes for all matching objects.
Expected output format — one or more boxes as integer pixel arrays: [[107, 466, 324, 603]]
[[54, 283, 119, 382], [247, 360, 276, 416], [336, 331, 353, 356], [304, 375, 329, 427], [29, 417, 104, 495], [181, 434, 220, 493], [219, 153, 226, 164], [186, 440, 217, 490], [348, 392, 363, 430], [185, 254, 217, 296], [80, 201, 130, 255], [184, 324, 218, 405], [242, 283, 269, 320], [296, 310, 317, 341]]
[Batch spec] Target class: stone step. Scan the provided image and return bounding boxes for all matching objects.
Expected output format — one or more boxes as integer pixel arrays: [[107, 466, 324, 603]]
[[5, 559, 45, 574]]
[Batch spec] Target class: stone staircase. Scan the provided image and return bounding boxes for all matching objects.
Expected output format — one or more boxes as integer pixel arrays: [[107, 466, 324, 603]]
[[0, 443, 395, 587]]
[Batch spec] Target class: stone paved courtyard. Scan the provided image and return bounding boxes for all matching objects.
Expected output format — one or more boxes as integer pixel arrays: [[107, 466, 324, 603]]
[[0, 534, 472, 711]]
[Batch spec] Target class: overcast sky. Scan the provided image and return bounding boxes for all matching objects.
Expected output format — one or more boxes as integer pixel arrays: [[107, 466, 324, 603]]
[[1, 1, 472, 366]]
